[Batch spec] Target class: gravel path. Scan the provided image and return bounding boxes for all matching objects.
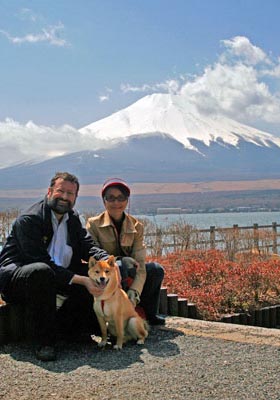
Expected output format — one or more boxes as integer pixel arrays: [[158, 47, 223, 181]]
[[0, 317, 280, 400]]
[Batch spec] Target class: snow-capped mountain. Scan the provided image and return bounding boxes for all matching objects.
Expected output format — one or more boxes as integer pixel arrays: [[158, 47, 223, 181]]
[[80, 93, 280, 152], [1, 93, 280, 190]]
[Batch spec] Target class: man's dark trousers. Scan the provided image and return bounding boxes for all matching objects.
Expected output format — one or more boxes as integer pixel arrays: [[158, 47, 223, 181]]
[[3, 262, 99, 345]]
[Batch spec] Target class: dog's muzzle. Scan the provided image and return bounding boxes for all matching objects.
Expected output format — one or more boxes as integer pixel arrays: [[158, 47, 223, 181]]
[[96, 277, 109, 289]]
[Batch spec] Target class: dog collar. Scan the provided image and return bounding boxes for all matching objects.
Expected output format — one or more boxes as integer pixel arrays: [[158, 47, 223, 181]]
[[100, 290, 118, 313]]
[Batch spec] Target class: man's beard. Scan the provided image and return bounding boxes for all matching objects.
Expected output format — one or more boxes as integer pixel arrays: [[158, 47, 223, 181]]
[[47, 197, 73, 215]]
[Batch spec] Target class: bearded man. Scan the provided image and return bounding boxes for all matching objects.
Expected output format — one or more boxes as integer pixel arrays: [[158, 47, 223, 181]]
[[0, 172, 109, 361]]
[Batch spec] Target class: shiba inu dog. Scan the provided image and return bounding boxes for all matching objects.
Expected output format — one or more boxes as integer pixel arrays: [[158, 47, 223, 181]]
[[88, 255, 149, 350]]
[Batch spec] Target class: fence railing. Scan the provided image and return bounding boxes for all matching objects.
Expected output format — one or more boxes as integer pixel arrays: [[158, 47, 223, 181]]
[[143, 222, 280, 257], [1, 221, 280, 259]]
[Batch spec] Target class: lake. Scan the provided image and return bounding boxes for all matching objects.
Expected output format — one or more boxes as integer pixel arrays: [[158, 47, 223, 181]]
[[136, 211, 280, 229]]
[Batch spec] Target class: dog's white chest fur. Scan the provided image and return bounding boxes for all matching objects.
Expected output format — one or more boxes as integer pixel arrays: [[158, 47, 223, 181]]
[[94, 299, 111, 322]]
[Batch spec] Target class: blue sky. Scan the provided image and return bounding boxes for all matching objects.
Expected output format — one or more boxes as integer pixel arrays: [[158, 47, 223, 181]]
[[1, 0, 280, 166]]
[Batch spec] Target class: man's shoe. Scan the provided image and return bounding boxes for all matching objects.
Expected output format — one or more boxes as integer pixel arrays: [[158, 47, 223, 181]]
[[148, 315, 166, 326], [35, 346, 57, 361]]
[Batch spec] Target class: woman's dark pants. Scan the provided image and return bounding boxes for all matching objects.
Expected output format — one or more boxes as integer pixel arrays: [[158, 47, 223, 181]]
[[120, 259, 164, 320]]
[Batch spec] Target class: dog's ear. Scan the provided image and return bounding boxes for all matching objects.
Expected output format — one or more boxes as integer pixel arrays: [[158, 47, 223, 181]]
[[88, 257, 97, 269], [107, 255, 115, 267]]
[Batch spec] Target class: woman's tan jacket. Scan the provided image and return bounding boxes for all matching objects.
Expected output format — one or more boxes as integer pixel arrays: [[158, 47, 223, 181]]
[[86, 211, 147, 295]]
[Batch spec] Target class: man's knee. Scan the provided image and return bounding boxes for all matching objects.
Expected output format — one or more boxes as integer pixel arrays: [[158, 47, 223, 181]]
[[25, 263, 55, 285]]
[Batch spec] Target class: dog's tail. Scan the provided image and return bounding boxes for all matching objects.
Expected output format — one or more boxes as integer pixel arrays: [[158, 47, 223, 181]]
[[126, 316, 149, 343]]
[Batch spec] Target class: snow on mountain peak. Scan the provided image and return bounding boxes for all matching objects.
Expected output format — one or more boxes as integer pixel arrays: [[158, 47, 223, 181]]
[[79, 93, 280, 150]]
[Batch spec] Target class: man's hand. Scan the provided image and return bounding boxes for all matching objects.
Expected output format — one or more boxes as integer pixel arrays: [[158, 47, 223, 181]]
[[71, 274, 104, 297], [127, 288, 140, 307]]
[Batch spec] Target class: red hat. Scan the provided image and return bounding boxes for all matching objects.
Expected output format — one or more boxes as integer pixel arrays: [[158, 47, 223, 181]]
[[101, 178, 131, 197]]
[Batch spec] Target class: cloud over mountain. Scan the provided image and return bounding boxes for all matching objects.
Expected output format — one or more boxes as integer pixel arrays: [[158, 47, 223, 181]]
[[0, 36, 280, 169], [0, 119, 112, 168], [1, 91, 280, 190], [120, 36, 280, 133]]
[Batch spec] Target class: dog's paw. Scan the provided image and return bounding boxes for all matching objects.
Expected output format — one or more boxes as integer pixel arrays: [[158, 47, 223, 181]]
[[136, 339, 145, 345], [113, 344, 123, 350], [98, 340, 107, 348]]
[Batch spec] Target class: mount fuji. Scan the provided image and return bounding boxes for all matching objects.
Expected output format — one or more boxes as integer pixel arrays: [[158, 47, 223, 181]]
[[1, 93, 280, 190], [80, 93, 280, 152]]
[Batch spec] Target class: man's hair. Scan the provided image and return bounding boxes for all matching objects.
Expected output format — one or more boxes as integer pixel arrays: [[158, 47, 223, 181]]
[[49, 172, 80, 194]]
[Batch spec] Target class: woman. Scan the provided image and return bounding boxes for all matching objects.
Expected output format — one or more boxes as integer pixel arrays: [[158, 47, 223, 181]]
[[86, 178, 165, 325]]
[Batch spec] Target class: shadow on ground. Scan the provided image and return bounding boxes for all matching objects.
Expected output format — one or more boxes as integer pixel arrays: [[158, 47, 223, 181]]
[[1, 326, 184, 373]]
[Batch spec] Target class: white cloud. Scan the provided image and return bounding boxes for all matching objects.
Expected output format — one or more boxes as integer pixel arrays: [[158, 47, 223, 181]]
[[121, 79, 182, 95], [18, 8, 39, 22], [98, 87, 112, 102], [119, 36, 280, 128], [220, 36, 270, 65], [0, 119, 109, 168], [180, 62, 280, 124], [0, 22, 69, 47], [99, 95, 109, 102], [178, 38, 280, 125], [261, 60, 280, 78]]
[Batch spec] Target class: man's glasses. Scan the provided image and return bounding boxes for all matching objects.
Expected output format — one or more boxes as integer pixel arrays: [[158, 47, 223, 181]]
[[104, 195, 128, 203]]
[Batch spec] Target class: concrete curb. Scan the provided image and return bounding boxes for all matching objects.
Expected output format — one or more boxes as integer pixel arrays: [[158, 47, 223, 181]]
[[164, 316, 280, 347]]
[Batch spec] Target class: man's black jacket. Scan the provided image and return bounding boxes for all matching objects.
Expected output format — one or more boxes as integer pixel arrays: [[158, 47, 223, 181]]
[[0, 197, 108, 293]]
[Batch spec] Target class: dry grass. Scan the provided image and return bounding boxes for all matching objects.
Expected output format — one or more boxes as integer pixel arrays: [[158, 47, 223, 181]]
[[1, 178, 280, 198], [76, 179, 280, 196]]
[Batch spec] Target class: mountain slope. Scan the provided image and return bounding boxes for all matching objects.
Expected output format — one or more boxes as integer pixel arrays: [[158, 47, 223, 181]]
[[80, 93, 280, 152], [1, 93, 280, 190], [1, 132, 280, 190]]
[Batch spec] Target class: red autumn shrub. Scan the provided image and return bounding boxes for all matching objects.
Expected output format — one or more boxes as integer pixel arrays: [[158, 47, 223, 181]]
[[155, 249, 280, 321]]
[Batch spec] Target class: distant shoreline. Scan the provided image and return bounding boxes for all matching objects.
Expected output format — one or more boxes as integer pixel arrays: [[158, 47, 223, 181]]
[[1, 178, 280, 198], [1, 179, 280, 214]]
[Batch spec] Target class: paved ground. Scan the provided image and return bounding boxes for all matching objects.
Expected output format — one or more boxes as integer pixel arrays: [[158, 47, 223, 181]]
[[0, 317, 280, 400], [170, 316, 280, 346]]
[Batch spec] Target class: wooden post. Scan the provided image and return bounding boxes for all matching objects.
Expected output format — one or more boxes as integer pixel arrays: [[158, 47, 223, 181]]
[[159, 287, 168, 315], [272, 222, 277, 254], [239, 313, 248, 325], [178, 298, 188, 317], [254, 309, 262, 327], [187, 303, 197, 319], [231, 224, 239, 261], [248, 310, 256, 326], [253, 223, 259, 251], [167, 294, 178, 316], [231, 314, 240, 324], [261, 307, 270, 328], [269, 306, 277, 328], [210, 226, 215, 249], [276, 305, 280, 326], [233, 224, 239, 259], [220, 314, 232, 323]]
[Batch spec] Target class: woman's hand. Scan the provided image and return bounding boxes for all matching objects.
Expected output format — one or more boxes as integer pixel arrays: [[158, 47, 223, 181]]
[[127, 288, 140, 307]]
